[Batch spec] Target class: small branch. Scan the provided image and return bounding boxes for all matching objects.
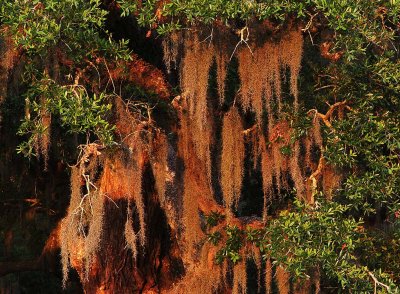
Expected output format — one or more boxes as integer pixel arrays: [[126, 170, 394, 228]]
[[315, 84, 336, 91], [307, 155, 325, 204], [324, 100, 348, 120], [367, 271, 391, 294], [243, 124, 257, 136], [230, 26, 253, 61], [301, 12, 319, 33], [308, 100, 348, 128]]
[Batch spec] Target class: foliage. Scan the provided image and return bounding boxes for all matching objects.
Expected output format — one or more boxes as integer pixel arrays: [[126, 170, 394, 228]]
[[209, 200, 399, 292], [17, 78, 114, 157], [0, 0, 134, 157], [0, 0, 130, 59], [1, 0, 400, 292], [215, 226, 244, 264], [205, 211, 225, 229], [116, 0, 400, 35]]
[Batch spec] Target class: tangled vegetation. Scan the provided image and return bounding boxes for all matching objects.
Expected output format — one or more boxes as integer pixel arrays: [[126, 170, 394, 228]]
[[1, 0, 400, 293]]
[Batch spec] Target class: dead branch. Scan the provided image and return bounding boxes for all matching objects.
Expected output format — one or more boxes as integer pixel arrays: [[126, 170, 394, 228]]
[[367, 271, 391, 294], [243, 124, 257, 136], [309, 100, 348, 128]]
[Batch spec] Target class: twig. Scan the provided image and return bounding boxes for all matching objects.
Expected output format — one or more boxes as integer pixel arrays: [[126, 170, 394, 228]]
[[243, 124, 257, 136], [308, 100, 348, 128], [301, 12, 319, 33], [367, 271, 391, 294], [103, 59, 116, 94], [200, 27, 214, 47], [230, 26, 253, 61]]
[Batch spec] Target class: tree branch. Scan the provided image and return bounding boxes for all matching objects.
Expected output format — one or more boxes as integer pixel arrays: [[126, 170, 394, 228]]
[[309, 100, 348, 128], [307, 155, 325, 204], [367, 271, 391, 294]]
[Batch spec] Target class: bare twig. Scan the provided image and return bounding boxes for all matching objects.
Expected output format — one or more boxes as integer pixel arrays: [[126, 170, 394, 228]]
[[367, 271, 391, 294], [243, 124, 257, 136], [230, 26, 253, 61]]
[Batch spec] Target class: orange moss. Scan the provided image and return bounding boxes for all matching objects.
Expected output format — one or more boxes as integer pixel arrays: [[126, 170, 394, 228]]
[[279, 29, 303, 110], [304, 137, 313, 174], [216, 50, 228, 104], [60, 166, 82, 287], [151, 132, 168, 205], [276, 265, 290, 294], [238, 28, 303, 117], [233, 260, 247, 294], [312, 115, 323, 148], [289, 141, 305, 199], [252, 248, 262, 293], [265, 258, 272, 294], [260, 140, 273, 219], [322, 164, 341, 200], [83, 191, 105, 279], [39, 97, 51, 169], [0, 27, 18, 112], [221, 107, 245, 216], [170, 244, 223, 294], [269, 121, 291, 197], [162, 31, 180, 73], [180, 34, 214, 184], [178, 111, 209, 258], [124, 202, 138, 262]]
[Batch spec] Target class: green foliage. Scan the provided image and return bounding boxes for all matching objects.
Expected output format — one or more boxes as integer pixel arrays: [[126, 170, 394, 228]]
[[264, 200, 364, 287], [359, 229, 400, 284], [210, 200, 399, 291], [116, 0, 400, 36], [16, 78, 114, 157], [326, 94, 400, 215], [207, 231, 222, 246], [216, 226, 244, 264], [204, 211, 225, 229], [49, 88, 114, 143], [0, 0, 133, 157], [0, 0, 131, 60], [279, 145, 292, 156]]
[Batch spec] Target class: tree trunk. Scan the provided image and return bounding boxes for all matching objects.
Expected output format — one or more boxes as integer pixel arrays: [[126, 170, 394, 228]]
[[76, 166, 184, 294]]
